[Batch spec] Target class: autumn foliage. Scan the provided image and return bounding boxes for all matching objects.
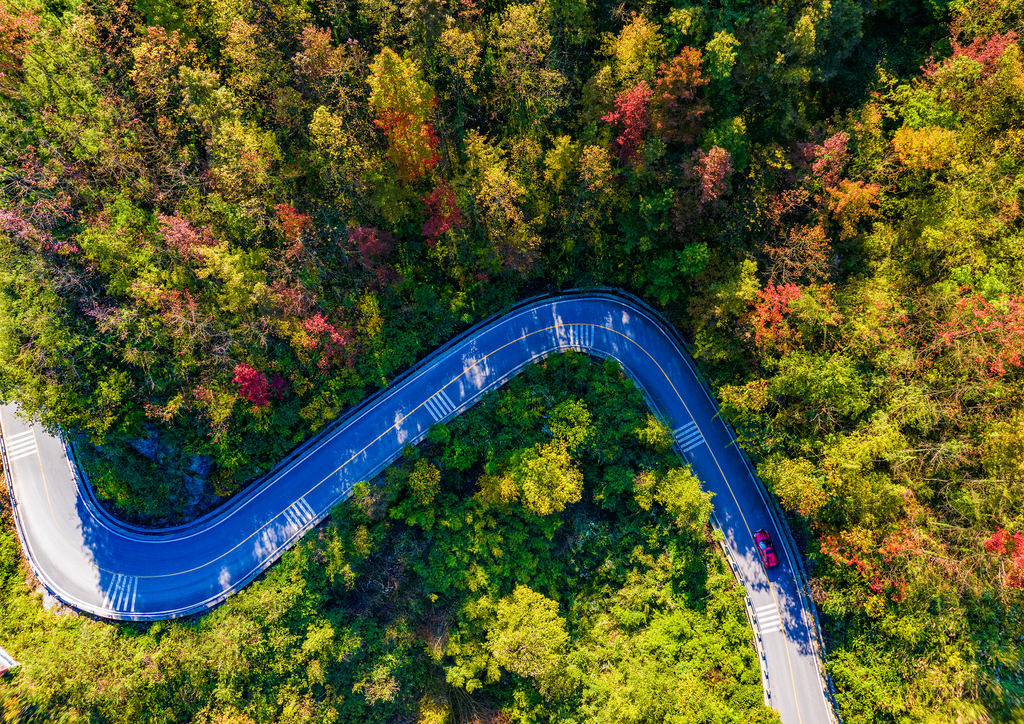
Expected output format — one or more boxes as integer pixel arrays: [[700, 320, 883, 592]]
[[232, 364, 271, 407], [368, 48, 439, 181], [937, 294, 1024, 376], [748, 283, 803, 350], [602, 82, 653, 169], [421, 184, 465, 242], [0, 5, 39, 83], [301, 312, 353, 371], [2, 0, 1024, 716], [985, 529, 1024, 588], [158, 215, 215, 260], [651, 48, 710, 146]]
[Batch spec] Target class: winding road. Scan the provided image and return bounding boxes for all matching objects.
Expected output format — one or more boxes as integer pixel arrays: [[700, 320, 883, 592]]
[[0, 291, 833, 724]]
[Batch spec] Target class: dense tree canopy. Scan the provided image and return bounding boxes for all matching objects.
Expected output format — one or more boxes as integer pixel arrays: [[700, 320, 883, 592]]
[[2, 0, 1024, 718], [0, 354, 772, 723]]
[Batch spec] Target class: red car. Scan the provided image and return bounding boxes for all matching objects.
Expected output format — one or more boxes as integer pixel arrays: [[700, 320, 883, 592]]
[[754, 530, 779, 569]]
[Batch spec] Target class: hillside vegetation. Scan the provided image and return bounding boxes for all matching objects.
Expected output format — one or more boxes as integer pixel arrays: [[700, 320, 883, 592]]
[[1, 0, 1024, 718], [1, 354, 777, 723]]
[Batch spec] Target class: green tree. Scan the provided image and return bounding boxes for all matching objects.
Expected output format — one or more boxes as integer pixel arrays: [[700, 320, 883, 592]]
[[408, 458, 441, 505], [656, 467, 714, 537], [601, 13, 666, 87], [487, 3, 566, 131], [487, 585, 568, 681]]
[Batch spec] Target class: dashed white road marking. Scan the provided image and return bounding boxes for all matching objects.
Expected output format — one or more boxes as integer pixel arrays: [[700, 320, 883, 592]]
[[423, 389, 456, 422], [562, 324, 594, 350], [282, 497, 316, 534], [756, 602, 784, 635], [5, 430, 38, 462], [673, 421, 706, 453], [102, 574, 139, 613]]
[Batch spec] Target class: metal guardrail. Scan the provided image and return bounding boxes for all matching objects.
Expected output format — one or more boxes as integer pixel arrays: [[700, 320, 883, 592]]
[[1, 288, 838, 722], [606, 288, 840, 724], [710, 511, 775, 708]]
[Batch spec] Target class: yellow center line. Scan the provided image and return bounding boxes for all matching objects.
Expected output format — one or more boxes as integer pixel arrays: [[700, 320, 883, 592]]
[[604, 330, 804, 720], [41, 323, 575, 578], [20, 310, 805, 722], [771, 584, 805, 724]]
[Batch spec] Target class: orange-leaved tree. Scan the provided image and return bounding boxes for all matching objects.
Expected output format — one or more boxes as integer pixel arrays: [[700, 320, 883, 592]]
[[367, 48, 439, 182]]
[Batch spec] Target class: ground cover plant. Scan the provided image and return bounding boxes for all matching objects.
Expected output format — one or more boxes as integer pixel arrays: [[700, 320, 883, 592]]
[[0, 353, 776, 723], [1, 0, 1024, 718]]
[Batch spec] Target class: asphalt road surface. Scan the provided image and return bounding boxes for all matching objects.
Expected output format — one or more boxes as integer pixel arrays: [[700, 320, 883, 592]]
[[1, 292, 834, 724]]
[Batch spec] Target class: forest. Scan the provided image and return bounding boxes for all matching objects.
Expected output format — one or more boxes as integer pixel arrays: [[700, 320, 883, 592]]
[[0, 0, 1023, 717]]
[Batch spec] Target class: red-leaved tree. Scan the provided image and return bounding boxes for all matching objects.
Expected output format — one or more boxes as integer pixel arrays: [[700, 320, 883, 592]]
[[749, 283, 804, 351], [602, 81, 653, 169], [984, 529, 1024, 588], [368, 48, 439, 182], [0, 209, 79, 254], [690, 145, 732, 207], [937, 294, 1024, 377], [925, 31, 1019, 79], [233, 364, 271, 407], [652, 48, 710, 146], [422, 184, 465, 243], [0, 6, 40, 88], [302, 312, 354, 371], [275, 204, 312, 243], [159, 215, 215, 260], [811, 132, 850, 189], [347, 225, 396, 270]]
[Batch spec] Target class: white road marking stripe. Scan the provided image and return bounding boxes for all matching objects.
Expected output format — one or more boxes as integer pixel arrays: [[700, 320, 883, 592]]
[[283, 498, 315, 534], [5, 430, 34, 443], [560, 325, 594, 350], [425, 390, 455, 421], [674, 421, 697, 437], [295, 498, 315, 521], [755, 603, 778, 614], [680, 434, 705, 453], [7, 445, 38, 458], [116, 577, 132, 609], [101, 577, 116, 608], [761, 626, 783, 635], [572, 325, 589, 349], [435, 390, 455, 415], [9, 448, 40, 462], [572, 325, 594, 348], [673, 421, 705, 453], [759, 614, 781, 626], [676, 428, 703, 447], [6, 437, 38, 453], [103, 574, 138, 611]]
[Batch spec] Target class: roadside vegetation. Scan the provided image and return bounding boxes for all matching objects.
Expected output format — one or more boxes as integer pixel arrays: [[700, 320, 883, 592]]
[[0, 354, 777, 723], [1, 0, 1024, 718]]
